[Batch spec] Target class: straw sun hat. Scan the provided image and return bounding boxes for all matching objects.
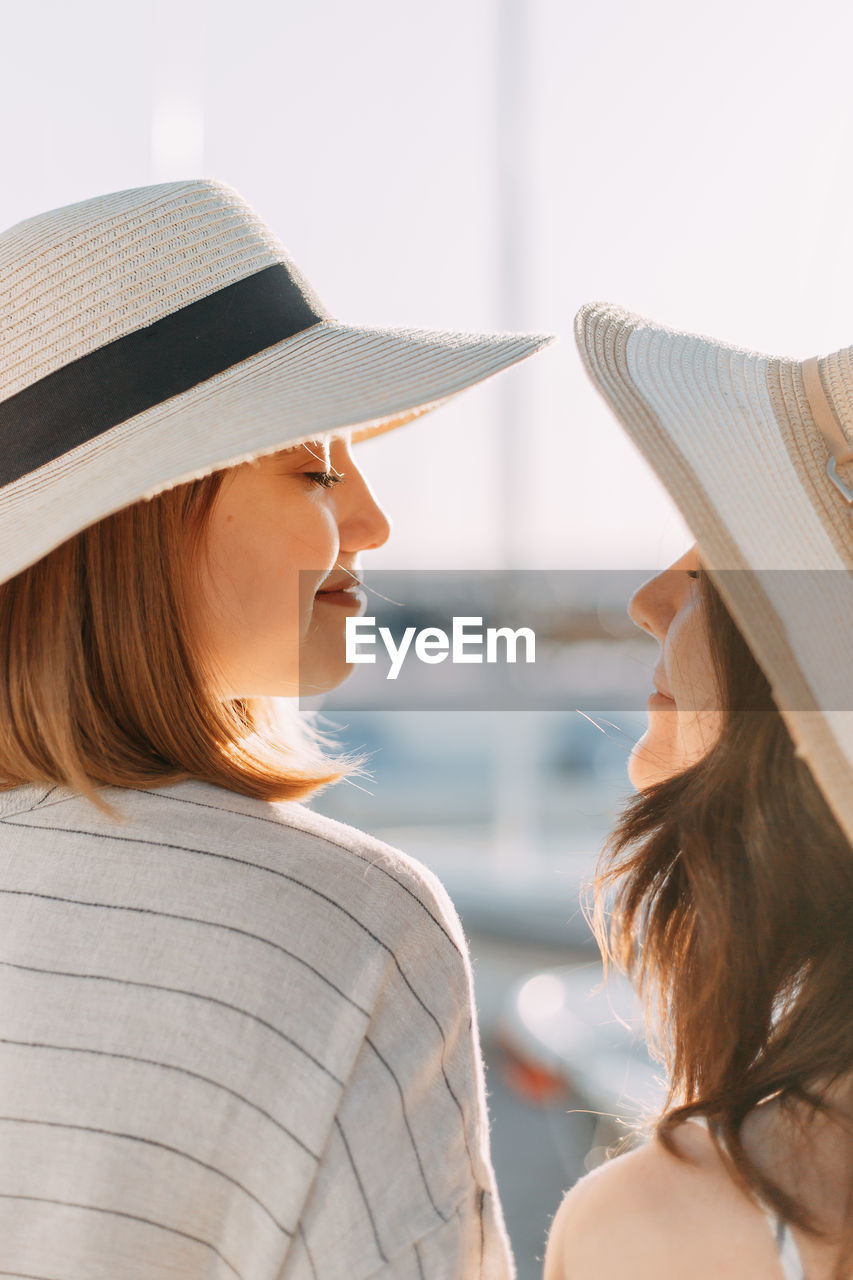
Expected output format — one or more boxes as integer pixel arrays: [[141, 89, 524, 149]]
[[575, 302, 853, 848], [0, 179, 551, 586]]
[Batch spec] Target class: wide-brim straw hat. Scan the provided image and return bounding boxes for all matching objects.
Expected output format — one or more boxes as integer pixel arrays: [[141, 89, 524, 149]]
[[575, 302, 853, 848], [0, 179, 553, 585]]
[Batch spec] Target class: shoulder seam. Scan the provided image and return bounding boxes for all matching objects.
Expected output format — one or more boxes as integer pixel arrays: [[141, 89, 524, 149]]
[[125, 786, 465, 961]]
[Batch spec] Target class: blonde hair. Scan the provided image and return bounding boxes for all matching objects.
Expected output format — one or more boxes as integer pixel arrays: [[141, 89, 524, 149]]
[[0, 468, 348, 821]]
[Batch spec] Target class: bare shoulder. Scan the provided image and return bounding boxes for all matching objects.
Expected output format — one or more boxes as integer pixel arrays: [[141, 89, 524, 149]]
[[545, 1123, 785, 1280], [544, 1133, 706, 1280]]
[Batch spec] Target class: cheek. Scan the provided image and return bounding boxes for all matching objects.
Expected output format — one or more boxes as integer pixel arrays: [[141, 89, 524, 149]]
[[666, 601, 717, 711], [221, 488, 338, 580], [675, 706, 724, 767], [668, 614, 722, 761], [630, 596, 722, 789], [201, 487, 341, 649]]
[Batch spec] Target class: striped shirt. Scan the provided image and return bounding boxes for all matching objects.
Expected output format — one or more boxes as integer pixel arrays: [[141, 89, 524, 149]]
[[0, 777, 513, 1279]]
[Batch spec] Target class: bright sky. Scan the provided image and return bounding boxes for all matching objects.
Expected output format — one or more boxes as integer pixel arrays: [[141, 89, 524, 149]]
[[3, 0, 853, 569]]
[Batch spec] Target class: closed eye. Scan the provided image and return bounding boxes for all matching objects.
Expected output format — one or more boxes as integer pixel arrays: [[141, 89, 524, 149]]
[[305, 470, 344, 489]]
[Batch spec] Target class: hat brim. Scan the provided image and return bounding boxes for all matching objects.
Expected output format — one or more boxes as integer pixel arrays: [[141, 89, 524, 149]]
[[1, 319, 552, 582], [575, 301, 853, 847]]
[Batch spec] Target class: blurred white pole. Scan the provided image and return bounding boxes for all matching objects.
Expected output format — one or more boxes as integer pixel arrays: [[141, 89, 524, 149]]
[[492, 0, 542, 874], [150, 0, 206, 182], [496, 0, 526, 571]]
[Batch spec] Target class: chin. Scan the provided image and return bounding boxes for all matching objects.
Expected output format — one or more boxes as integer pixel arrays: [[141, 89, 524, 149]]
[[628, 753, 653, 793], [296, 661, 354, 698], [225, 663, 353, 699], [628, 733, 681, 792]]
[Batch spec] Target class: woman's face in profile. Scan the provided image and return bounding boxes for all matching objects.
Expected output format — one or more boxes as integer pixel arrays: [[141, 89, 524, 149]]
[[196, 432, 391, 698], [626, 544, 723, 790]]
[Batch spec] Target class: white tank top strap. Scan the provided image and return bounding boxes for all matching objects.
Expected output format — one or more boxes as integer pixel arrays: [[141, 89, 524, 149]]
[[759, 1204, 806, 1280], [683, 1115, 806, 1278]]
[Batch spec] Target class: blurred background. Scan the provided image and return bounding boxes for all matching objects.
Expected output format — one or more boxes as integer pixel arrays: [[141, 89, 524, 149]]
[[4, 1, 853, 1271]]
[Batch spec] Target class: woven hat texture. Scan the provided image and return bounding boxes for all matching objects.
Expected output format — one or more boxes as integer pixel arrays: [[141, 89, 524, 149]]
[[0, 179, 552, 583], [576, 302, 853, 847]]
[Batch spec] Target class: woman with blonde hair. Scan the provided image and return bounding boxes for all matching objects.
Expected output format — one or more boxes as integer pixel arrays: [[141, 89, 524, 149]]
[[546, 304, 853, 1279], [0, 179, 549, 1278]]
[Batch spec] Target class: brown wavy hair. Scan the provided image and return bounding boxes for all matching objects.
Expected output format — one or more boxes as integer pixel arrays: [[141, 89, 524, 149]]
[[0, 469, 348, 821], [596, 570, 853, 1270]]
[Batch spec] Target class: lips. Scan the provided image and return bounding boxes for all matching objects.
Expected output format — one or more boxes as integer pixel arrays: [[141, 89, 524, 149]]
[[314, 573, 366, 610], [316, 574, 362, 595], [652, 668, 675, 701], [649, 690, 675, 707]]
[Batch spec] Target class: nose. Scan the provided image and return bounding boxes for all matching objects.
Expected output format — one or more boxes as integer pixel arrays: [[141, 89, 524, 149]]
[[628, 571, 674, 642], [628, 562, 694, 642], [337, 458, 392, 553], [628, 546, 700, 640]]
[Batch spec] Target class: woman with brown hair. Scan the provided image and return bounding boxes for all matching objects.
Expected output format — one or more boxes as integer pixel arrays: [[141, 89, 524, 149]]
[[546, 305, 853, 1279], [0, 178, 550, 1278]]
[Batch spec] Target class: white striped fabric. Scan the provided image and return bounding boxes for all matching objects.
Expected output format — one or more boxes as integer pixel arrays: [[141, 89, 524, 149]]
[[0, 778, 513, 1279]]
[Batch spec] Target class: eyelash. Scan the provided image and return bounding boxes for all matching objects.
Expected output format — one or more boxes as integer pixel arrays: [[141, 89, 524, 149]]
[[304, 471, 344, 489]]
